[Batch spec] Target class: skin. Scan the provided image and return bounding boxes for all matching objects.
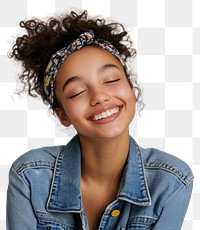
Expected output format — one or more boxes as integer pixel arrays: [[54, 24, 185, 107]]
[[54, 46, 137, 229]]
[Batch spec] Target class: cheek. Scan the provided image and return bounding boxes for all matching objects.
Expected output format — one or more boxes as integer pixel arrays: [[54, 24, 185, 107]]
[[115, 84, 136, 103], [61, 100, 87, 123]]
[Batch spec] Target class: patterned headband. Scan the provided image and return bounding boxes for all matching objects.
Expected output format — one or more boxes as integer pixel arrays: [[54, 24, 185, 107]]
[[44, 30, 127, 107]]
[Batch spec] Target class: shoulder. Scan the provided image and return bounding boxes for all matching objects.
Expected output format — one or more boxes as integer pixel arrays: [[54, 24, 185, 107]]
[[139, 146, 194, 186], [11, 145, 65, 174]]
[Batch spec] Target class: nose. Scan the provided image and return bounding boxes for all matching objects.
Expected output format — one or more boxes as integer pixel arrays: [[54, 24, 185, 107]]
[[90, 88, 111, 106]]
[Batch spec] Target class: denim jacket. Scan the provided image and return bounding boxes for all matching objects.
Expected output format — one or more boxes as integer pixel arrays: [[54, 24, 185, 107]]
[[7, 135, 193, 230]]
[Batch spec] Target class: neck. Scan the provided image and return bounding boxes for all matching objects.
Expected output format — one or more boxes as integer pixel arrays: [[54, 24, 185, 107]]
[[79, 132, 130, 185]]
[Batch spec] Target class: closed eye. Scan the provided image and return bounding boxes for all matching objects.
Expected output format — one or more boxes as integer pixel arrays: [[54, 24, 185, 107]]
[[105, 78, 121, 84], [68, 90, 86, 99]]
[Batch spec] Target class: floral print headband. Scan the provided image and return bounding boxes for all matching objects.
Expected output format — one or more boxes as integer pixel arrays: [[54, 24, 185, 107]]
[[44, 30, 127, 107]]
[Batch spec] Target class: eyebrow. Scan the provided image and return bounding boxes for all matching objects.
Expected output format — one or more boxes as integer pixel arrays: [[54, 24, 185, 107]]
[[62, 76, 80, 92], [62, 63, 120, 92], [97, 63, 120, 73]]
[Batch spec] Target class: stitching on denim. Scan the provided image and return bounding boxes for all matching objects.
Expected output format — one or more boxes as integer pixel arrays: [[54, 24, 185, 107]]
[[36, 210, 76, 229], [144, 162, 194, 186], [128, 216, 157, 224], [17, 162, 54, 175], [15, 146, 63, 175], [11, 167, 30, 191], [136, 144, 152, 204]]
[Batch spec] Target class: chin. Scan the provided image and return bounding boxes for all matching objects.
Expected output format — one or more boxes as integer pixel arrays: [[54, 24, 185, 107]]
[[94, 128, 129, 140]]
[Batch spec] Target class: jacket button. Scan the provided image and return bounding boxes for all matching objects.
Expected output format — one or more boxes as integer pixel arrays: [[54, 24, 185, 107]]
[[111, 209, 120, 217]]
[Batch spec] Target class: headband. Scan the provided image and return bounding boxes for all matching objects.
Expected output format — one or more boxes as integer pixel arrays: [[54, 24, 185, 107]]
[[44, 30, 127, 107]]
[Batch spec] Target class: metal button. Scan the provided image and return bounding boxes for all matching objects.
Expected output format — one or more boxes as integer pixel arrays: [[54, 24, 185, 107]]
[[111, 209, 120, 217]]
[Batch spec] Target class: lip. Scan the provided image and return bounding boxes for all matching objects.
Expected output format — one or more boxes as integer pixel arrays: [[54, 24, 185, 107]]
[[88, 104, 123, 123]]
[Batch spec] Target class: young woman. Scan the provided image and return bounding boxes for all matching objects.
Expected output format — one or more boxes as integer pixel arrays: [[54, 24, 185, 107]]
[[7, 10, 193, 230]]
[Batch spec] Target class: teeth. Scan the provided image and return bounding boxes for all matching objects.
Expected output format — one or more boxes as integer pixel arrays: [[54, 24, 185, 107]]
[[102, 112, 107, 118], [106, 110, 112, 116], [92, 107, 120, 121]]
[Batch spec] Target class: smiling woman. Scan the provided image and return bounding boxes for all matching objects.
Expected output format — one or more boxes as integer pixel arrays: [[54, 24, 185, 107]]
[[7, 10, 193, 230], [54, 46, 136, 140]]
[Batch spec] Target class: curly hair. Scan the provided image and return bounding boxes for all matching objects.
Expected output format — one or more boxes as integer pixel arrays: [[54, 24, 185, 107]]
[[9, 10, 144, 112]]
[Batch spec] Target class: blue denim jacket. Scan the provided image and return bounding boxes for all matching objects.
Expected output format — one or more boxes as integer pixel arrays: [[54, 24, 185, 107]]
[[7, 135, 193, 230]]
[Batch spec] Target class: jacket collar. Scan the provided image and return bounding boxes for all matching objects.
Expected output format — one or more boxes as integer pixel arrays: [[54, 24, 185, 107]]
[[118, 137, 151, 206], [47, 135, 151, 212]]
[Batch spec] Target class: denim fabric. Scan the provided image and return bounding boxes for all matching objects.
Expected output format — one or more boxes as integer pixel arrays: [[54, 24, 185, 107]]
[[7, 135, 193, 230]]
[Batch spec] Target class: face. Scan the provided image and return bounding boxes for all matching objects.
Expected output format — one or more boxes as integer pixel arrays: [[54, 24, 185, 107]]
[[55, 46, 136, 140]]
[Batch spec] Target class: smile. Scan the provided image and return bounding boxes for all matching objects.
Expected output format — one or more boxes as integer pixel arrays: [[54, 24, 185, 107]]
[[92, 107, 120, 121]]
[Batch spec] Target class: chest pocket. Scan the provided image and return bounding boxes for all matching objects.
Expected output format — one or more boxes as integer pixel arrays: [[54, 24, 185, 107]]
[[125, 216, 156, 230], [37, 220, 75, 230], [36, 211, 76, 230]]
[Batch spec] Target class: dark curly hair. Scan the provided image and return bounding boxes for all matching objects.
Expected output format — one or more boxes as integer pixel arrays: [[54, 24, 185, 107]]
[[9, 10, 144, 112]]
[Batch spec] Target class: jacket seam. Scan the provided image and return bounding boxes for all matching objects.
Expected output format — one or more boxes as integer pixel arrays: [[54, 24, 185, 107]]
[[14, 146, 64, 175], [11, 167, 30, 192], [144, 164, 193, 186], [16, 164, 54, 175], [128, 215, 157, 224]]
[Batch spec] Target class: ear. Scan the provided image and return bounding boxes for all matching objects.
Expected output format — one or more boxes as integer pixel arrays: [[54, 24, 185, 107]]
[[55, 108, 71, 127]]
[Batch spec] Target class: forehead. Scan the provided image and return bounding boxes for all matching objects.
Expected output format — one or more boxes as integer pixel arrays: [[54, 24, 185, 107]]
[[56, 46, 124, 77]]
